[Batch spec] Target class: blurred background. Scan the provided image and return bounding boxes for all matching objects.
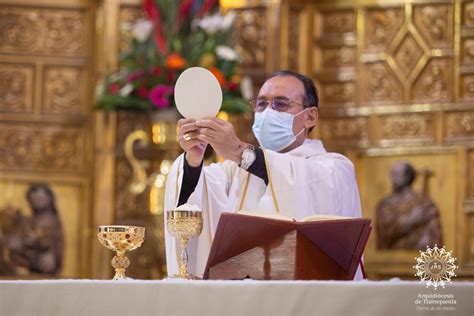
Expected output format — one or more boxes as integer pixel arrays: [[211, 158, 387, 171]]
[[0, 0, 473, 281]]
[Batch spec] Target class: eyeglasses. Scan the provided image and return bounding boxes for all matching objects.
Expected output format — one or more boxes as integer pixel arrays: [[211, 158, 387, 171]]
[[248, 97, 304, 112]]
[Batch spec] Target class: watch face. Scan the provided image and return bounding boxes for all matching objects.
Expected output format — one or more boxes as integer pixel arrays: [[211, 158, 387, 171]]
[[243, 149, 256, 161]]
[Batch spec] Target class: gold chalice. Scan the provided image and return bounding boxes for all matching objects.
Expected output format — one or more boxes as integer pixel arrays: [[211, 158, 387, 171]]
[[97, 225, 145, 280], [166, 210, 203, 279]]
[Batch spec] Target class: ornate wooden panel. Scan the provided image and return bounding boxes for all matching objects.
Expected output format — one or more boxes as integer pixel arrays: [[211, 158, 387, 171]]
[[320, 81, 355, 106], [234, 7, 267, 76], [462, 38, 474, 65], [460, 74, 474, 101], [319, 116, 369, 148], [0, 63, 34, 113], [313, 8, 356, 107], [393, 33, 425, 79], [361, 62, 403, 105], [444, 111, 474, 142], [295, 0, 474, 148], [0, 6, 87, 57], [411, 58, 453, 103], [287, 7, 302, 71], [376, 113, 435, 145], [0, 124, 85, 172], [317, 9, 355, 35], [359, 4, 454, 105], [364, 7, 404, 52], [464, 2, 474, 27], [413, 4, 453, 49], [221, 1, 273, 90], [43, 66, 86, 115]]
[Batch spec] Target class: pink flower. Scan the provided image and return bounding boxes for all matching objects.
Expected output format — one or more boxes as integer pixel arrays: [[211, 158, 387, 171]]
[[149, 84, 174, 108]]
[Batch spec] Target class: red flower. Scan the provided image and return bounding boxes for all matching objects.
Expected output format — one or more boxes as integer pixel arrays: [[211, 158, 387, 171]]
[[108, 83, 120, 95], [166, 69, 175, 83], [151, 65, 161, 76], [137, 87, 149, 99], [227, 81, 238, 92]]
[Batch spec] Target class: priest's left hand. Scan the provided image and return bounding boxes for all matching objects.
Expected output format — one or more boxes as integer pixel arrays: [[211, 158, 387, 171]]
[[195, 117, 245, 163]]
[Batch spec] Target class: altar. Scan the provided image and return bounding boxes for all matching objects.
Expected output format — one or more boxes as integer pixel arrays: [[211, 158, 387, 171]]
[[1, 279, 473, 316]]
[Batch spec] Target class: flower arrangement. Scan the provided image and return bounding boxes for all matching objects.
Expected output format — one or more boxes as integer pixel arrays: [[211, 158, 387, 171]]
[[95, 0, 252, 114]]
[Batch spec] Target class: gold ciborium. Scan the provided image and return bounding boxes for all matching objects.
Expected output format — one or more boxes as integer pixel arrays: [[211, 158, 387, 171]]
[[166, 210, 203, 279], [97, 225, 145, 280]]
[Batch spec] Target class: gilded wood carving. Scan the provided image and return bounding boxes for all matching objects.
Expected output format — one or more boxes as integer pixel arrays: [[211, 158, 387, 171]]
[[0, 6, 86, 57], [0, 63, 34, 113], [0, 125, 85, 171]]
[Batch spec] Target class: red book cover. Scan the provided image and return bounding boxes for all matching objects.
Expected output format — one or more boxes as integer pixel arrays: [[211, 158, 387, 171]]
[[204, 213, 372, 280]]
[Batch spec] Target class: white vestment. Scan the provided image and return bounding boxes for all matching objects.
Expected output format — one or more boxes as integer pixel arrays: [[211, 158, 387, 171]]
[[164, 139, 363, 279]]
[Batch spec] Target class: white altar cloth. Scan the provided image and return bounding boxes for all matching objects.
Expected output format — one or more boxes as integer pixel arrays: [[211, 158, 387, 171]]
[[0, 279, 473, 316]]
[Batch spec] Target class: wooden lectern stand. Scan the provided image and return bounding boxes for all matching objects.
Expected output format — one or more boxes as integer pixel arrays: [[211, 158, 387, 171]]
[[203, 213, 371, 280]]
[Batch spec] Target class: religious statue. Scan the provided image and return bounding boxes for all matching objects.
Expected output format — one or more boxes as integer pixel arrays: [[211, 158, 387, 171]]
[[0, 183, 64, 276], [376, 162, 443, 250]]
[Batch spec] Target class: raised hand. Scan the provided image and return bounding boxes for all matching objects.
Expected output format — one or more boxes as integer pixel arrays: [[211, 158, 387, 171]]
[[195, 117, 245, 164], [178, 118, 207, 167]]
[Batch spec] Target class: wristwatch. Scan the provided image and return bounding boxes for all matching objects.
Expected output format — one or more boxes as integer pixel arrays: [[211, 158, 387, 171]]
[[239, 144, 256, 170]]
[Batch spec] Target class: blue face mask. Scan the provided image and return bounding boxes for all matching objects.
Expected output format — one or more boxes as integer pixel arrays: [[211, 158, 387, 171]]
[[252, 108, 307, 152]]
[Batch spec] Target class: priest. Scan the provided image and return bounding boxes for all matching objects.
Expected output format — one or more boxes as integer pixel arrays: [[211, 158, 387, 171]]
[[164, 70, 363, 279]]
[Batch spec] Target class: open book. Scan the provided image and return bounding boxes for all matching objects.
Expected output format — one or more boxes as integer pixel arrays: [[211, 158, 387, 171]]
[[204, 212, 372, 280], [238, 210, 351, 222]]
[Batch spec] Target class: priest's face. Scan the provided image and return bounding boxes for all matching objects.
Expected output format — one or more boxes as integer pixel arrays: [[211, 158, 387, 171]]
[[256, 75, 318, 152]]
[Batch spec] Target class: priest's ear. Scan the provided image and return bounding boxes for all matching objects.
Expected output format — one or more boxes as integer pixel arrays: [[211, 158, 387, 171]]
[[304, 106, 319, 131]]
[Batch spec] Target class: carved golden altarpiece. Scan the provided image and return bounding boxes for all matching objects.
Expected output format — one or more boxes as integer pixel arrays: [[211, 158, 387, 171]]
[[0, 0, 95, 278], [1, 0, 474, 280]]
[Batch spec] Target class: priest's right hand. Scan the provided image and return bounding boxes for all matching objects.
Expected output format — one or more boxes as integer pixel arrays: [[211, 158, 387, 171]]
[[178, 118, 207, 167]]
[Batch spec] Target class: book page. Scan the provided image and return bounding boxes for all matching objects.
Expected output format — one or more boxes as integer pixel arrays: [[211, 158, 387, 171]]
[[237, 211, 354, 222], [300, 214, 353, 222], [237, 211, 293, 222]]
